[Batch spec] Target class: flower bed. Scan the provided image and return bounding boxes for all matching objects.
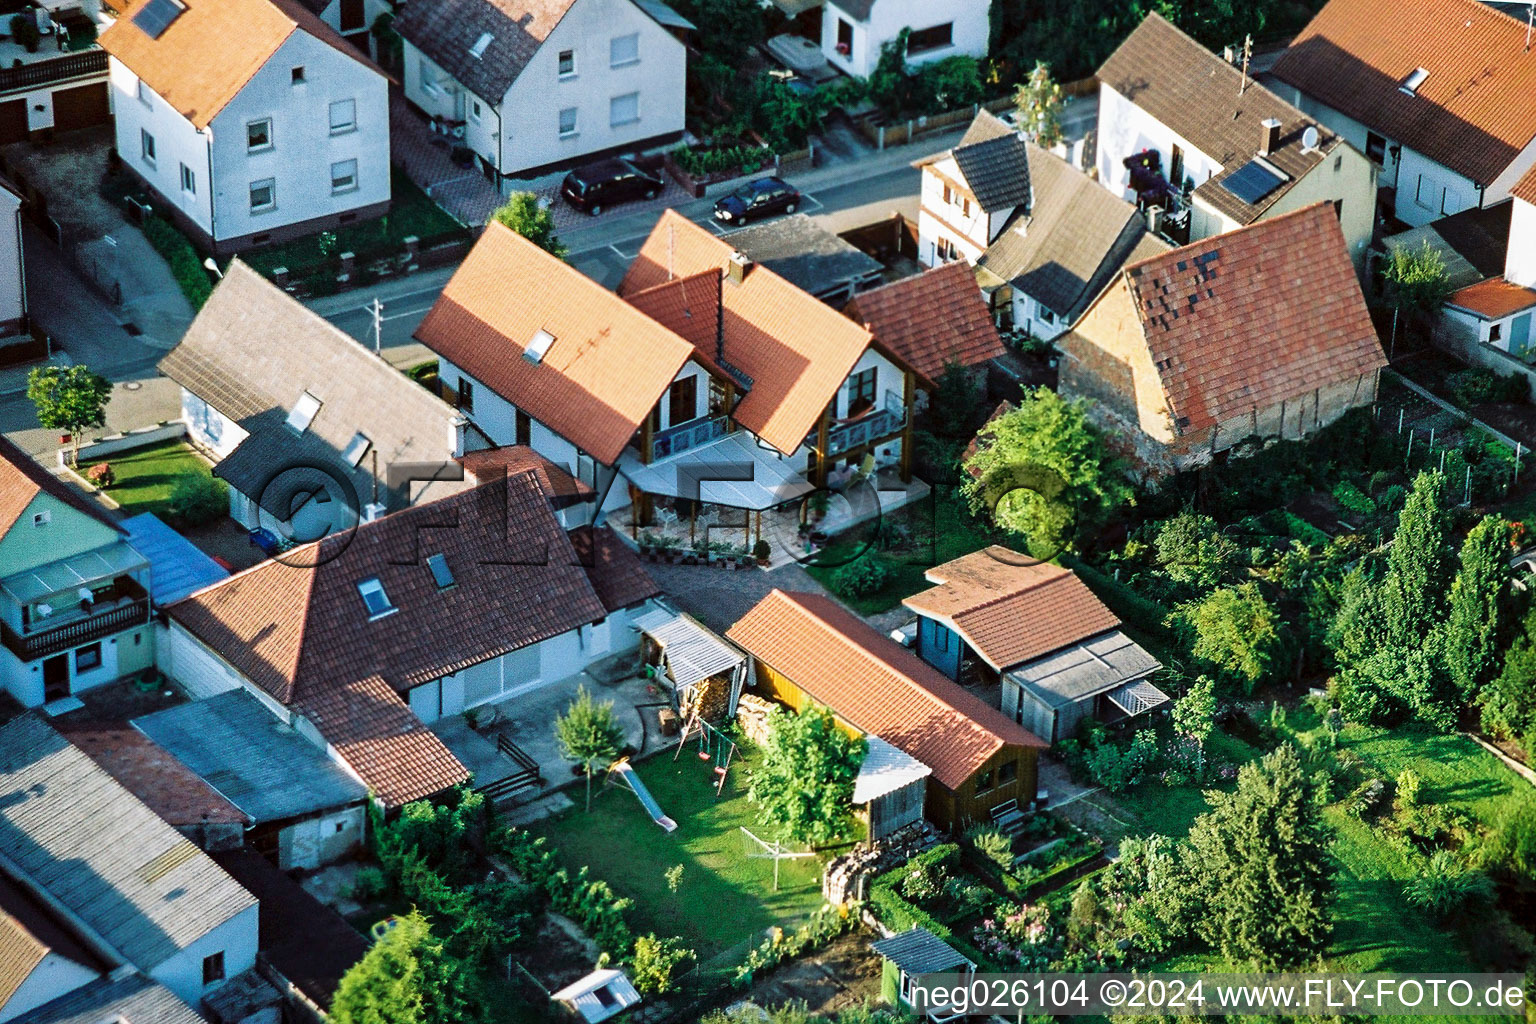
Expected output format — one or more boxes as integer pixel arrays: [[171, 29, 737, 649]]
[[663, 143, 774, 198]]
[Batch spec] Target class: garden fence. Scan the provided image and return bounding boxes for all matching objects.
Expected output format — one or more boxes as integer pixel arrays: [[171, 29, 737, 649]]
[[1374, 370, 1528, 507]]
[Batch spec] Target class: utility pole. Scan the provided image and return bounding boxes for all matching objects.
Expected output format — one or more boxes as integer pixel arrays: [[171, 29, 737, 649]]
[[370, 296, 383, 355], [1238, 35, 1253, 96]]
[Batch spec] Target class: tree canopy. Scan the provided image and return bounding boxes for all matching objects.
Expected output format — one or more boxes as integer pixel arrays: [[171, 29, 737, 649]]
[[1381, 240, 1453, 317], [331, 911, 487, 1024], [747, 704, 866, 847], [492, 192, 567, 259], [1013, 62, 1065, 148], [554, 686, 626, 810], [27, 364, 112, 463], [1173, 583, 1284, 693]]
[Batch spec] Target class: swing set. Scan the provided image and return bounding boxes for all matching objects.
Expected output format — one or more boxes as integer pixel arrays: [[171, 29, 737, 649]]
[[672, 709, 739, 796]]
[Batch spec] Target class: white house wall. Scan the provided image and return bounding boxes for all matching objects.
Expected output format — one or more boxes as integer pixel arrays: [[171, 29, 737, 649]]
[[494, 0, 686, 175], [1488, 137, 1536, 208], [109, 59, 215, 235], [278, 805, 365, 870], [150, 902, 259, 1009], [1396, 146, 1480, 227], [1509, 198, 1536, 288], [181, 389, 250, 458], [207, 32, 389, 242], [0, 626, 146, 708], [1011, 291, 1069, 342], [401, 45, 471, 126], [0, 188, 22, 329], [821, 0, 989, 79], [1096, 85, 1220, 201]]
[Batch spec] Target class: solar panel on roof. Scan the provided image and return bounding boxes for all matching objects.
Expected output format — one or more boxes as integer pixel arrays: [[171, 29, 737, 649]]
[[1220, 160, 1287, 205], [132, 0, 184, 38]]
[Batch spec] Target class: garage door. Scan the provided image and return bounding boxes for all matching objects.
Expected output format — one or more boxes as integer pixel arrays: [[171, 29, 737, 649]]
[[52, 83, 109, 132], [0, 100, 25, 145]]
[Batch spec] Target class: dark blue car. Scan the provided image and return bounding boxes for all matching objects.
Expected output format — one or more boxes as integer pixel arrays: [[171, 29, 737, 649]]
[[713, 176, 801, 225]]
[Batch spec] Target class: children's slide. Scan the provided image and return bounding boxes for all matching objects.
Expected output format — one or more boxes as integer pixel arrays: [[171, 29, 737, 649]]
[[611, 760, 677, 833]]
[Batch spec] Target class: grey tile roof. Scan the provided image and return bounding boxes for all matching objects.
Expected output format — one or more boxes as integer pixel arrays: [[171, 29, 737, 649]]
[[870, 928, 972, 974], [1006, 629, 1161, 707], [727, 214, 883, 299], [978, 140, 1168, 320], [633, 0, 692, 30], [393, 0, 577, 101], [11, 974, 204, 1024], [951, 120, 1032, 213], [134, 690, 368, 825], [0, 717, 256, 972], [158, 261, 467, 517], [831, 0, 875, 20]]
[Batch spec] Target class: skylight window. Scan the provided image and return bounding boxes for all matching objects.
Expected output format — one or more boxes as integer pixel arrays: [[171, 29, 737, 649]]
[[470, 32, 493, 59], [426, 553, 455, 590], [524, 329, 556, 365], [342, 432, 371, 467], [286, 391, 322, 433], [132, 0, 185, 38], [1400, 68, 1429, 95], [357, 577, 396, 619]]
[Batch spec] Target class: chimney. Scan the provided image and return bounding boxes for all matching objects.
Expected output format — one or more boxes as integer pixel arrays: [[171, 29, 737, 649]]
[[727, 251, 751, 286], [1259, 117, 1282, 157]]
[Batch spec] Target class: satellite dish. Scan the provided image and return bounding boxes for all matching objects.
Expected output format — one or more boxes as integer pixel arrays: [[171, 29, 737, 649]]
[[1301, 125, 1320, 151]]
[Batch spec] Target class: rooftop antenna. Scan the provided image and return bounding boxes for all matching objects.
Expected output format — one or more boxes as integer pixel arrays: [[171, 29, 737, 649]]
[[1238, 34, 1253, 96]]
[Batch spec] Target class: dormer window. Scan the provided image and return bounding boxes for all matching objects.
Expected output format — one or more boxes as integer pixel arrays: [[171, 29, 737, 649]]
[[426, 553, 455, 590], [286, 391, 321, 433], [342, 432, 371, 467], [1400, 68, 1428, 95], [357, 577, 396, 619]]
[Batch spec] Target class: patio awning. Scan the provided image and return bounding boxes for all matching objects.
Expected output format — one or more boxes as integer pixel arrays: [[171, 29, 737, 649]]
[[634, 608, 744, 690], [1, 541, 148, 604], [1107, 677, 1171, 717], [852, 735, 932, 804], [617, 431, 816, 511]]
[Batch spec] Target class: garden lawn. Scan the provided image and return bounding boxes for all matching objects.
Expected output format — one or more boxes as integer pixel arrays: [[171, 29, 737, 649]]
[[803, 484, 1010, 614], [83, 440, 212, 520], [526, 753, 829, 957]]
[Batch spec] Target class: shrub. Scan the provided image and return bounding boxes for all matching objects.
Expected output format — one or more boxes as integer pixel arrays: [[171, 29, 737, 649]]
[[1404, 850, 1494, 919], [753, 538, 771, 561], [966, 826, 1015, 872], [1332, 480, 1375, 517], [1083, 730, 1158, 793], [167, 473, 227, 527], [831, 556, 891, 598], [140, 216, 213, 309], [1447, 367, 1527, 408], [348, 865, 390, 903], [9, 13, 39, 51], [84, 462, 114, 488], [629, 934, 694, 995], [1395, 766, 1422, 809]]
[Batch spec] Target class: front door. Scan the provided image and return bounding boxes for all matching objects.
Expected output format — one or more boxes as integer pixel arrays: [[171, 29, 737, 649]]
[[42, 655, 69, 702], [1511, 312, 1533, 357]]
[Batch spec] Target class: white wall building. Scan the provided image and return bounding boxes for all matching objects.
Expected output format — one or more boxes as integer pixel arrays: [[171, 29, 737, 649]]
[[821, 0, 989, 79], [100, 0, 390, 253], [396, 0, 685, 180], [0, 180, 25, 339]]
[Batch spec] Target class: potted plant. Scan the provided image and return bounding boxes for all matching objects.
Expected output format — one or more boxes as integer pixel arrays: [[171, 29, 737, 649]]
[[753, 539, 771, 566]]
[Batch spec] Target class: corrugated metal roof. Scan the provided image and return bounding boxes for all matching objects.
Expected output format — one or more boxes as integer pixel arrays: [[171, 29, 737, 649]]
[[134, 690, 367, 824], [120, 513, 229, 605], [1007, 630, 1161, 707], [0, 717, 255, 971], [10, 972, 204, 1024], [634, 609, 744, 690], [851, 736, 931, 804], [870, 928, 972, 974]]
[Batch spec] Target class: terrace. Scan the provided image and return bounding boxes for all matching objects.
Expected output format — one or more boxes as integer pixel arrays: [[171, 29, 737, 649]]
[[0, 548, 150, 662]]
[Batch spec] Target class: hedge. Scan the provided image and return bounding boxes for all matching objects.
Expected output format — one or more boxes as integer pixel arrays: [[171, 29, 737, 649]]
[[141, 215, 211, 310], [1061, 556, 1172, 636], [866, 844, 991, 966]]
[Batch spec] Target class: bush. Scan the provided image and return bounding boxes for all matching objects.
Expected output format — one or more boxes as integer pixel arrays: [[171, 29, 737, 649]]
[[495, 829, 635, 959], [1447, 368, 1527, 408], [348, 865, 389, 903], [1083, 730, 1158, 793], [84, 462, 114, 488], [166, 473, 227, 527], [966, 825, 1015, 872], [630, 934, 694, 995], [753, 538, 771, 561], [831, 556, 891, 598], [140, 216, 213, 309], [8, 12, 39, 51]]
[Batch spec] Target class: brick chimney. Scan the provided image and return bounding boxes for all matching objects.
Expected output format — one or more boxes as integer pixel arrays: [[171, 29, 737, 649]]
[[727, 251, 752, 286], [1259, 118, 1282, 157]]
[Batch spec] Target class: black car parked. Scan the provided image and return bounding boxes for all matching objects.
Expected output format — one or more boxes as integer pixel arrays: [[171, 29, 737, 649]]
[[713, 176, 801, 225], [561, 158, 665, 215]]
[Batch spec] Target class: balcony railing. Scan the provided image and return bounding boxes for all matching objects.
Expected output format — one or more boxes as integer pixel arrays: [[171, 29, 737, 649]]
[[650, 415, 729, 461], [1, 597, 150, 662], [825, 390, 907, 458], [0, 49, 107, 94]]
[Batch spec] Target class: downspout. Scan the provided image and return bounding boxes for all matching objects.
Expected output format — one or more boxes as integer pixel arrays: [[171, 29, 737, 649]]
[[14, 201, 25, 330], [492, 98, 505, 195], [203, 126, 216, 249]]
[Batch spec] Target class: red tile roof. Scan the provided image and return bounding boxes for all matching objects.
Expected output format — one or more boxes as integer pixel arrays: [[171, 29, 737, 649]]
[[458, 445, 594, 508], [55, 721, 249, 828], [1270, 0, 1536, 186], [416, 223, 696, 466], [1114, 202, 1385, 435], [1448, 277, 1536, 319], [167, 471, 635, 805], [845, 262, 1005, 387], [726, 590, 1046, 791], [902, 548, 1121, 671], [0, 434, 120, 538], [567, 526, 661, 613], [620, 211, 877, 456], [1513, 164, 1536, 206]]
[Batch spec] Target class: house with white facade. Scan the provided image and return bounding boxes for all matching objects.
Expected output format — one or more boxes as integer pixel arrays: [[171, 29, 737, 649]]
[[0, 10, 112, 148], [395, 0, 686, 181], [0, 436, 155, 709], [0, 179, 24, 341], [0, 893, 105, 1023], [1427, 168, 1536, 367], [159, 261, 478, 539], [161, 469, 662, 807], [820, 0, 989, 80], [1268, 0, 1536, 230], [0, 715, 259, 1010], [1096, 14, 1376, 269], [291, 0, 376, 52], [916, 112, 1032, 270], [99, 0, 390, 254]]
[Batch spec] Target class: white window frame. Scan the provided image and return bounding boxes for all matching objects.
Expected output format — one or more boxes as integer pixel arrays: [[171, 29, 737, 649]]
[[140, 129, 156, 167], [609, 92, 639, 129], [285, 390, 320, 431], [557, 49, 576, 77], [469, 98, 482, 123], [136, 76, 152, 108], [329, 98, 356, 135], [610, 32, 639, 68], [249, 178, 276, 213], [179, 162, 195, 195], [558, 107, 578, 138], [357, 577, 396, 619], [330, 158, 358, 195], [247, 118, 273, 153]]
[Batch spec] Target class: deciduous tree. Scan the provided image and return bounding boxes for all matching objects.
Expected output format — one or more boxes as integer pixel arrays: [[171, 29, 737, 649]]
[[1013, 62, 1064, 148], [492, 192, 567, 259], [1173, 583, 1282, 692], [331, 911, 487, 1024], [554, 686, 625, 811], [26, 364, 112, 465], [747, 705, 866, 847]]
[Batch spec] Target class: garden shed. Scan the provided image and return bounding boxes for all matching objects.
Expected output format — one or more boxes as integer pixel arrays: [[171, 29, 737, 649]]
[[853, 736, 930, 841], [871, 927, 973, 1017], [550, 969, 641, 1024], [635, 607, 747, 720]]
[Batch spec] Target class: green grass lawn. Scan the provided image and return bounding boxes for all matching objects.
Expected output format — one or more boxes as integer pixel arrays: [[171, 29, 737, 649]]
[[526, 754, 829, 957], [83, 440, 212, 520], [803, 484, 1010, 614]]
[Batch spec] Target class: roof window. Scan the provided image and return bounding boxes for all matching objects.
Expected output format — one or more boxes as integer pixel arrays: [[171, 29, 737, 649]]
[[357, 577, 396, 619], [1400, 68, 1429, 95], [470, 32, 493, 59], [426, 553, 455, 590], [342, 432, 371, 467], [286, 391, 322, 433], [132, 0, 184, 38], [524, 329, 556, 364]]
